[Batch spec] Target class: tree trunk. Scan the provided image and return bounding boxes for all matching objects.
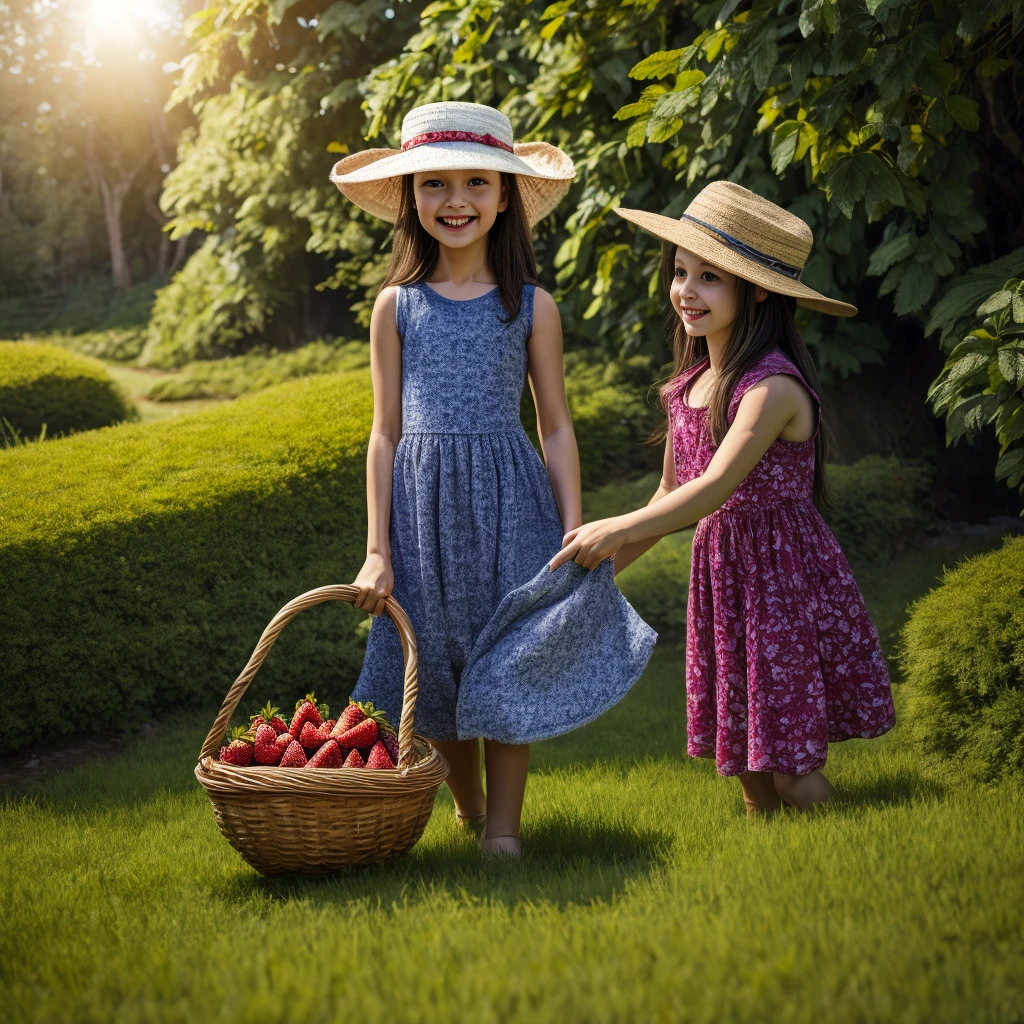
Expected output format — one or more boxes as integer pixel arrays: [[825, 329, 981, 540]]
[[85, 119, 153, 292]]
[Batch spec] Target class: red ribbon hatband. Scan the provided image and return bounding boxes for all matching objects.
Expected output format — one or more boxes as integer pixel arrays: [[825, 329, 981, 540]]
[[402, 130, 514, 153]]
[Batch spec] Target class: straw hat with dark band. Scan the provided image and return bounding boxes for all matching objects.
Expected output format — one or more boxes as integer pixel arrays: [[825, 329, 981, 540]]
[[330, 102, 576, 227], [616, 181, 857, 317]]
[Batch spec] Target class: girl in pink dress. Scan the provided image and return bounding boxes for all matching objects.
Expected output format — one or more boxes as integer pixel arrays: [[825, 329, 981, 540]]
[[550, 182, 895, 815]]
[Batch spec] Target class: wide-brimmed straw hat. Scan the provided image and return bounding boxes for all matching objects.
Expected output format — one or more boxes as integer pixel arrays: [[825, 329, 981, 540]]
[[330, 101, 575, 227], [616, 181, 856, 317]]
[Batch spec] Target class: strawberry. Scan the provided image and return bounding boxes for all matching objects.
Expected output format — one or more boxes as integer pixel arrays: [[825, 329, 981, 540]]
[[342, 747, 365, 768], [333, 701, 367, 736], [331, 700, 396, 741], [336, 717, 378, 750], [299, 718, 336, 751], [250, 702, 288, 735], [278, 740, 307, 767], [382, 733, 400, 765], [253, 724, 283, 765], [218, 726, 254, 766], [307, 740, 342, 768], [366, 741, 395, 770], [289, 693, 328, 738]]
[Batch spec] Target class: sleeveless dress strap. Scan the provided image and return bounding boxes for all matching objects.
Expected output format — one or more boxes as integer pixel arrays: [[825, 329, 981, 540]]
[[727, 349, 820, 434], [521, 282, 537, 335], [395, 283, 409, 340]]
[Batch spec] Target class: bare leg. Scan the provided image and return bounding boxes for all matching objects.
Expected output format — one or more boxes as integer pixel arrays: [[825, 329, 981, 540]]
[[739, 770, 783, 818], [431, 738, 486, 819], [773, 769, 835, 811], [481, 739, 530, 855]]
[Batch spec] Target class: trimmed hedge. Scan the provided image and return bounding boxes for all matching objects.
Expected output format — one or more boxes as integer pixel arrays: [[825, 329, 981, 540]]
[[826, 455, 932, 566], [901, 536, 1024, 783], [0, 373, 374, 755], [0, 341, 137, 439]]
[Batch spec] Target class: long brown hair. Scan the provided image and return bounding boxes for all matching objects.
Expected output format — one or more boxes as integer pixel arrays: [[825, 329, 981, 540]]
[[656, 241, 832, 510], [381, 172, 538, 322]]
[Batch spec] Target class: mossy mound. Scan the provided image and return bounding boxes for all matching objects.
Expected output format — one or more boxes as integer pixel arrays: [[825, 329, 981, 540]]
[[901, 536, 1024, 783], [0, 341, 136, 440]]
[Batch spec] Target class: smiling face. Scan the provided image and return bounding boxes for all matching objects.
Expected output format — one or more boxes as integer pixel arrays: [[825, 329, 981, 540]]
[[668, 246, 744, 345], [412, 169, 509, 249], [668, 246, 771, 345]]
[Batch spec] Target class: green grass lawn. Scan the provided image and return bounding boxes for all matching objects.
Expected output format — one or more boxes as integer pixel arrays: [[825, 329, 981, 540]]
[[2, 534, 1021, 1023]]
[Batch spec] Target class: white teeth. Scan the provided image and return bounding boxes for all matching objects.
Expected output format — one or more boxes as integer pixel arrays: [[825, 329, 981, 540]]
[[441, 216, 471, 226]]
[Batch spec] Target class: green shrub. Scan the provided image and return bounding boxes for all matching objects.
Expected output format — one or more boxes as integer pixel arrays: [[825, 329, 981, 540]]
[[901, 536, 1024, 783], [826, 455, 933, 567], [146, 340, 370, 401], [0, 342, 137, 440], [43, 328, 147, 363], [0, 373, 374, 755]]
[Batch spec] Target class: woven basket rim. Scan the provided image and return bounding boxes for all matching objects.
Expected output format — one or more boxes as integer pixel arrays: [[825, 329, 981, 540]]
[[195, 737, 447, 796]]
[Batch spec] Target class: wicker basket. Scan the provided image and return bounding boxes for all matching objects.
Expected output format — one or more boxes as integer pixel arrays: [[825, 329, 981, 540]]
[[195, 584, 449, 875]]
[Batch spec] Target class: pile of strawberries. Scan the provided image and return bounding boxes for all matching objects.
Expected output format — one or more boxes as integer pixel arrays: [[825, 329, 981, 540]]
[[217, 694, 400, 770]]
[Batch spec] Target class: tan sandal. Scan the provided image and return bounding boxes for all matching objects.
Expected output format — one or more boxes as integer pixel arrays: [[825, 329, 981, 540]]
[[455, 811, 486, 838], [480, 835, 521, 860]]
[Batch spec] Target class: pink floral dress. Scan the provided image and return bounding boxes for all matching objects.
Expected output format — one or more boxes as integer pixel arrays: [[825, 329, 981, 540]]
[[670, 349, 895, 776]]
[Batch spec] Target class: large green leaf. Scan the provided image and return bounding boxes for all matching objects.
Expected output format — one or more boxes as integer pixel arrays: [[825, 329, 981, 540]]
[[894, 261, 936, 315], [629, 48, 686, 80], [867, 232, 918, 276]]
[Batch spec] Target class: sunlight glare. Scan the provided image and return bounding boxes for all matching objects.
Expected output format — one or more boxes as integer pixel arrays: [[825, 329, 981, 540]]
[[85, 0, 167, 41]]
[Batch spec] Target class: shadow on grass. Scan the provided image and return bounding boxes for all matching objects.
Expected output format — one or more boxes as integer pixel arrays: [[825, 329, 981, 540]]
[[834, 764, 945, 812], [217, 810, 673, 910]]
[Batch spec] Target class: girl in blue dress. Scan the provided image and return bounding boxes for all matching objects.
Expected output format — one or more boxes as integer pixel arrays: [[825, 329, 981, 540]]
[[330, 102, 655, 858]]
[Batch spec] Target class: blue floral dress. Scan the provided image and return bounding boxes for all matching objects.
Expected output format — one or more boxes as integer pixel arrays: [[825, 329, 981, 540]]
[[351, 281, 656, 743]]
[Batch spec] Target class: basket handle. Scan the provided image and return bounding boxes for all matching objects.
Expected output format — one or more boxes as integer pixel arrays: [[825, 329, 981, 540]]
[[198, 585, 420, 768]]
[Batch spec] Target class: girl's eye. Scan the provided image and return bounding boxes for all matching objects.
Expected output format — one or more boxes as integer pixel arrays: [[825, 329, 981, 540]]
[[423, 179, 444, 188], [674, 268, 686, 278], [468, 177, 487, 186], [701, 271, 719, 282]]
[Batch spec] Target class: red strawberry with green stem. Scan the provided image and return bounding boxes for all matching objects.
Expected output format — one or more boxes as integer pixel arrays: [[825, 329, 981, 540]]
[[366, 741, 395, 770], [289, 693, 328, 738], [336, 717, 378, 750], [278, 740, 307, 767], [307, 739, 342, 768], [333, 701, 366, 737], [218, 726, 255, 766], [342, 747, 365, 768], [253, 724, 284, 765], [250, 703, 288, 734], [299, 719, 336, 751]]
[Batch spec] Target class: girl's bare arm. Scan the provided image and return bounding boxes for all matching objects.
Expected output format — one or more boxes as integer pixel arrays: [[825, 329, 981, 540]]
[[613, 435, 678, 574], [551, 375, 810, 570], [526, 287, 582, 534], [353, 287, 402, 615]]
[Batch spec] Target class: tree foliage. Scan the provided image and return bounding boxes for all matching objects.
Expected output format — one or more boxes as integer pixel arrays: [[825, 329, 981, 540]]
[[145, 0, 422, 365], [617, 0, 1024, 482], [928, 268, 1024, 500], [0, 0, 187, 303]]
